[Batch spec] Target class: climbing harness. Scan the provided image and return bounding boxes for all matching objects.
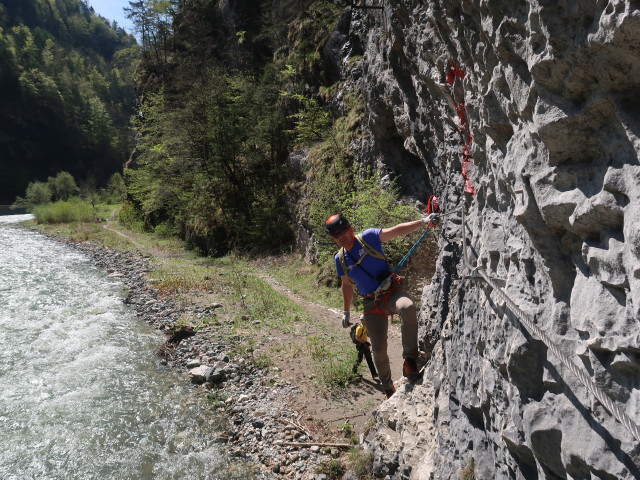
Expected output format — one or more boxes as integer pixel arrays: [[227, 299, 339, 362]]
[[361, 277, 405, 321], [460, 205, 640, 443]]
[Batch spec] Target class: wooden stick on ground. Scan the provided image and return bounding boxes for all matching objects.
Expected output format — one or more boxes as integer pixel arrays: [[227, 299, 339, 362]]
[[277, 441, 352, 448]]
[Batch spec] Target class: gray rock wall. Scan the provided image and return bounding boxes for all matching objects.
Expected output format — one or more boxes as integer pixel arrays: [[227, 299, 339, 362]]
[[337, 1, 640, 478]]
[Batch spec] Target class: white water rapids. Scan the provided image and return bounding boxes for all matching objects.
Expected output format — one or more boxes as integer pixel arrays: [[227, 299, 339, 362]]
[[0, 215, 253, 479]]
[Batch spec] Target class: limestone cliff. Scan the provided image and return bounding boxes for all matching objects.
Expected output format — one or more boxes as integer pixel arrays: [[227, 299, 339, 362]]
[[328, 1, 640, 478]]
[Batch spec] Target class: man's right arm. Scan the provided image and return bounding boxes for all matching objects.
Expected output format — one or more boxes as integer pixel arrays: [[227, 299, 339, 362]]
[[341, 275, 353, 327], [341, 275, 353, 310]]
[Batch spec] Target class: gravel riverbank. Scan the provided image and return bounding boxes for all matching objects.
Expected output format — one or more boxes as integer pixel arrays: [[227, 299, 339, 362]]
[[68, 239, 355, 479]]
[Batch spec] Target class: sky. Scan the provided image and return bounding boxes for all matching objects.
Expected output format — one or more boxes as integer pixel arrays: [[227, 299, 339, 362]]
[[86, 0, 135, 34]]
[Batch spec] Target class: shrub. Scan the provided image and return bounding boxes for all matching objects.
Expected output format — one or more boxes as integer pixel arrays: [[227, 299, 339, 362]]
[[33, 199, 96, 224], [12, 181, 52, 211], [154, 221, 176, 238], [303, 96, 418, 277], [26, 181, 53, 206], [118, 201, 144, 231]]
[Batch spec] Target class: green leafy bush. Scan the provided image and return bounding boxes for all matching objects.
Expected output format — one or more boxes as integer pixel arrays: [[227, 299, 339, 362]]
[[154, 221, 176, 238], [14, 181, 52, 210], [33, 199, 96, 224], [118, 202, 144, 231], [47, 171, 79, 201], [282, 92, 329, 144]]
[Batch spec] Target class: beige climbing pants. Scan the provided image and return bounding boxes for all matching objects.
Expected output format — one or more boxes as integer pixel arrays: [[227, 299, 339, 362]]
[[362, 286, 419, 390]]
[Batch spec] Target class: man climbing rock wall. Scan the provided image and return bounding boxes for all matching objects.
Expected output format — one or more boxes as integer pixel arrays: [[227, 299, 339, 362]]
[[324, 0, 640, 477]]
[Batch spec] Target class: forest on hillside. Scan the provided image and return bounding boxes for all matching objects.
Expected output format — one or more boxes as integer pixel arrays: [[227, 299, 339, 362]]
[[0, 0, 138, 203], [7, 0, 417, 263]]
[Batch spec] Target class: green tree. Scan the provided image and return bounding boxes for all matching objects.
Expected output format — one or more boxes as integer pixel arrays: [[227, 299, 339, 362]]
[[26, 181, 53, 206], [283, 92, 330, 145], [126, 62, 295, 253], [18, 68, 63, 107], [41, 38, 56, 73], [125, 0, 173, 67], [10, 24, 39, 68], [48, 171, 79, 201], [106, 172, 127, 202], [13, 180, 52, 211]]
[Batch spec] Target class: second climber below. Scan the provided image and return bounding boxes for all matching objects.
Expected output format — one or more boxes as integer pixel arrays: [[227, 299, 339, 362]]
[[325, 212, 438, 399]]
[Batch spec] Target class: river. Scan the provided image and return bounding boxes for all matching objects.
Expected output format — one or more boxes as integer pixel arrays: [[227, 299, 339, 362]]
[[0, 215, 254, 479]]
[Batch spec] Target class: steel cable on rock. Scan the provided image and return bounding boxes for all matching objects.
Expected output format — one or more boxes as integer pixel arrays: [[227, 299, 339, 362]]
[[461, 206, 640, 443]]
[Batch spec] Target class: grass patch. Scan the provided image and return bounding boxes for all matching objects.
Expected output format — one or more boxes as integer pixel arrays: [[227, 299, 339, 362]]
[[267, 255, 343, 309], [29, 219, 134, 248], [460, 459, 475, 480], [222, 270, 306, 331], [152, 258, 219, 294], [152, 256, 305, 332], [230, 272, 303, 328], [269, 343, 304, 359], [252, 352, 273, 370], [92, 203, 121, 220], [346, 448, 374, 479], [316, 459, 346, 480], [29, 203, 189, 255], [307, 335, 360, 392], [340, 422, 358, 444]]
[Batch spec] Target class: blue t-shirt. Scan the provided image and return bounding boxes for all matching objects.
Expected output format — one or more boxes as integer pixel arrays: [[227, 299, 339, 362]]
[[334, 228, 390, 296]]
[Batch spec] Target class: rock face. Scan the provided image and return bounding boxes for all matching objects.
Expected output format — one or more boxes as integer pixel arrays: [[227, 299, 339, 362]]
[[331, 1, 640, 478]]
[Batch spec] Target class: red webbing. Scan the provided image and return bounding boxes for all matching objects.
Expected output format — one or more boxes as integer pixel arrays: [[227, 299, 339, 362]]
[[446, 61, 476, 195]]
